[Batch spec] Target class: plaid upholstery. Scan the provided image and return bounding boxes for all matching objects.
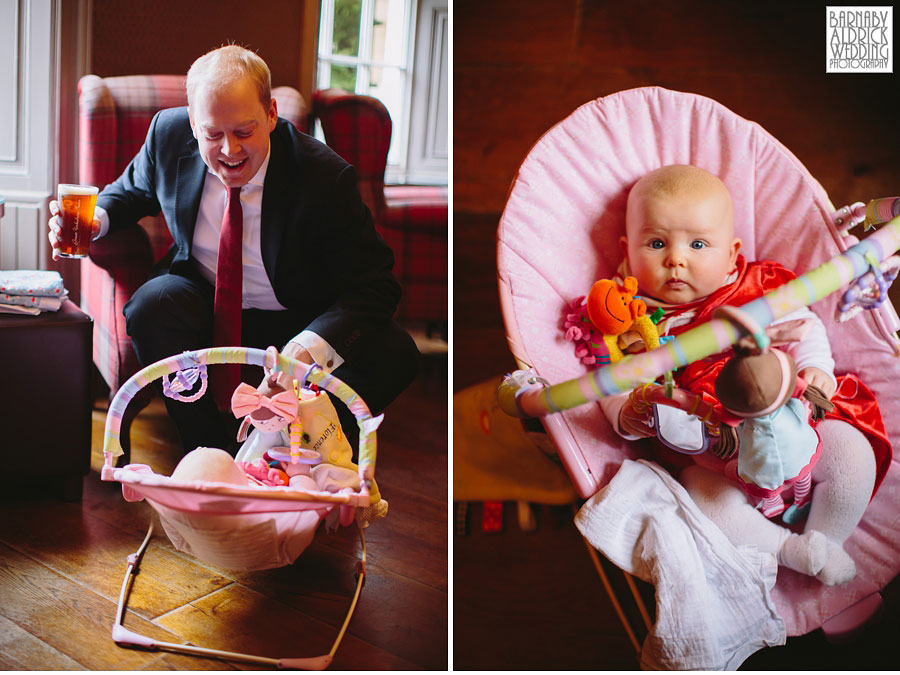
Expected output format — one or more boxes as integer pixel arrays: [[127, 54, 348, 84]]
[[77, 74, 308, 395], [312, 89, 448, 322], [272, 86, 309, 134], [312, 88, 391, 217], [381, 187, 448, 320]]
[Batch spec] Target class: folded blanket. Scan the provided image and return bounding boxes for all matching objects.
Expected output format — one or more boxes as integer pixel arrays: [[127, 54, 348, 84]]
[[0, 303, 40, 315], [575, 459, 785, 670], [0, 292, 68, 310], [0, 270, 66, 297], [0, 271, 68, 314]]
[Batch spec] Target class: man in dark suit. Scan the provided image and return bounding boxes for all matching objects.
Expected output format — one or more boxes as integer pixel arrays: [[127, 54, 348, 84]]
[[50, 46, 419, 453]]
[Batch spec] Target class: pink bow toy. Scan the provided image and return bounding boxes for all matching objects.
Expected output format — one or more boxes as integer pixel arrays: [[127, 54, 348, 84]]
[[231, 382, 299, 420]]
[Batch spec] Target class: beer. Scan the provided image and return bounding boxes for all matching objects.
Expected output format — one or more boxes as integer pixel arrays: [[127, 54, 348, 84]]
[[57, 184, 98, 258]]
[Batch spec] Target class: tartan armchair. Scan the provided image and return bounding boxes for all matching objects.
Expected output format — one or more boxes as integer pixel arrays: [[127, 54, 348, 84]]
[[312, 88, 448, 329], [78, 74, 308, 398]]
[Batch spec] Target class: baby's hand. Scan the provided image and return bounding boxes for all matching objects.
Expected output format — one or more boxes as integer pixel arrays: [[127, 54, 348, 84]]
[[619, 398, 656, 438], [800, 366, 836, 398]]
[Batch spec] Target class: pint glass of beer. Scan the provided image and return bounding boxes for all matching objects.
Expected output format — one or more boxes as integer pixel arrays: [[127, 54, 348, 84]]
[[56, 184, 99, 258]]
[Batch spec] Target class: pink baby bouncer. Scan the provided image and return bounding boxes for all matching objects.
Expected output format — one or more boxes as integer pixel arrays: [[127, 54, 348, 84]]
[[100, 346, 384, 669], [496, 87, 900, 666]]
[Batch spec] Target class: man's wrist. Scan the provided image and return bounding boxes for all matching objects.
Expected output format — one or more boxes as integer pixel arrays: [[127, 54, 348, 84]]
[[288, 330, 343, 373]]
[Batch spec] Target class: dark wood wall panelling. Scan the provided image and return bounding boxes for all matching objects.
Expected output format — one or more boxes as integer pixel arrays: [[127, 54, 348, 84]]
[[453, 0, 900, 380], [454, 0, 900, 215], [90, 0, 305, 88]]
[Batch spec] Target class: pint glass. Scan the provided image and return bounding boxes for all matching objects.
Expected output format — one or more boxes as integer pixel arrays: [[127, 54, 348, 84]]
[[57, 184, 99, 258]]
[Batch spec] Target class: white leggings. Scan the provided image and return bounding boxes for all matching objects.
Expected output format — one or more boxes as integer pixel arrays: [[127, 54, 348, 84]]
[[680, 419, 875, 557]]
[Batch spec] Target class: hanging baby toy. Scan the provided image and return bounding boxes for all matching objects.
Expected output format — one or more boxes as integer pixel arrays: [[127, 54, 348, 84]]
[[231, 346, 383, 508], [564, 276, 661, 365], [712, 306, 834, 522]]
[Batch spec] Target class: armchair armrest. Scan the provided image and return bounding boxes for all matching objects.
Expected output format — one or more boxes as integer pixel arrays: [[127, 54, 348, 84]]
[[88, 224, 155, 281]]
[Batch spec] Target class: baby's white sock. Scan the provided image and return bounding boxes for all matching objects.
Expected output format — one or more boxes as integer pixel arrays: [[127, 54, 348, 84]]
[[777, 529, 827, 576], [816, 538, 857, 586]]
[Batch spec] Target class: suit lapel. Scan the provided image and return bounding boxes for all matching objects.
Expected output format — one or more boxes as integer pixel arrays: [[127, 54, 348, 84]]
[[175, 151, 207, 258]]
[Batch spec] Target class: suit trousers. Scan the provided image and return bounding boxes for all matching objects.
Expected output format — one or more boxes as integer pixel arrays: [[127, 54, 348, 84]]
[[123, 267, 420, 455]]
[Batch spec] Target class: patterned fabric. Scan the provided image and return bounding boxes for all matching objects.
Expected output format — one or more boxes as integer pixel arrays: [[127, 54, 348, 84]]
[[77, 74, 308, 396], [382, 187, 448, 320], [272, 86, 309, 134], [313, 89, 448, 322], [0, 270, 66, 296], [312, 88, 391, 216]]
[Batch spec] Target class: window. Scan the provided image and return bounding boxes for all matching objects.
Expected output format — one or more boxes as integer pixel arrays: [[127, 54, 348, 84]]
[[316, 0, 447, 185]]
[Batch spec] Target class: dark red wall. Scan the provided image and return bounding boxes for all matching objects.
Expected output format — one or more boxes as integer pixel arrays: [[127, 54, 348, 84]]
[[454, 0, 900, 214], [90, 0, 305, 88]]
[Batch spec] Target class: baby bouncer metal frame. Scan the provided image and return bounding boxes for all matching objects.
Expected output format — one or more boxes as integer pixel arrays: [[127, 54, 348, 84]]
[[101, 347, 383, 669]]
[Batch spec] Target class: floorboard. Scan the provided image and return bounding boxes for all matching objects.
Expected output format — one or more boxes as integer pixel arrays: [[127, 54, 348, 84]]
[[0, 500, 233, 620], [0, 357, 447, 671], [0, 543, 222, 670], [0, 613, 85, 670]]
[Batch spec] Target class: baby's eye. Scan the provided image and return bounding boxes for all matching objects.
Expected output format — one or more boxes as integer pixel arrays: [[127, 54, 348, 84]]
[[691, 240, 707, 250], [649, 239, 664, 250]]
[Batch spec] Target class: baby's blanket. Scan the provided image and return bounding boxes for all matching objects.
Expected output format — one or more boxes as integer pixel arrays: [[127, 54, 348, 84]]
[[0, 292, 68, 310], [0, 270, 66, 297], [0, 270, 67, 314], [575, 459, 785, 670]]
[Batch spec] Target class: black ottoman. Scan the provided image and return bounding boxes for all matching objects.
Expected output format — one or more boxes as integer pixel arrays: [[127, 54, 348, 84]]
[[0, 299, 93, 500]]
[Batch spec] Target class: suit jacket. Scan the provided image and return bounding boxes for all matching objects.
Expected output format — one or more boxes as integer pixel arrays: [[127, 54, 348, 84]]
[[98, 107, 400, 359]]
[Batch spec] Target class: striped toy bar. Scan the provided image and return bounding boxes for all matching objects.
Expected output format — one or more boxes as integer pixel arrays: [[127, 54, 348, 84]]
[[102, 347, 381, 490], [834, 196, 900, 231], [500, 212, 900, 418], [866, 197, 900, 229]]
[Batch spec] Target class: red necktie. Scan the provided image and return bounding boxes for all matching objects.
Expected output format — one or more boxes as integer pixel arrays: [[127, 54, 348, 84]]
[[212, 186, 243, 408]]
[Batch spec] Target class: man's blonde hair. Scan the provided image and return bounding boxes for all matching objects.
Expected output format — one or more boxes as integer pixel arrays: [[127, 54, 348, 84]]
[[186, 45, 271, 109]]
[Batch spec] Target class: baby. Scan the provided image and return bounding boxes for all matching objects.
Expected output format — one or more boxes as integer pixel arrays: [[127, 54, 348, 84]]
[[600, 164, 890, 586], [169, 370, 370, 497]]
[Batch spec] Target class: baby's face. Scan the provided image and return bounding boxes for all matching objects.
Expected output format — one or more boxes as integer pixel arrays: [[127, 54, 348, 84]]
[[622, 188, 741, 304]]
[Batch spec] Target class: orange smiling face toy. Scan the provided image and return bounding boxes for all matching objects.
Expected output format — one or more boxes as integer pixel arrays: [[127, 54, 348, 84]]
[[586, 276, 647, 335], [585, 276, 659, 362]]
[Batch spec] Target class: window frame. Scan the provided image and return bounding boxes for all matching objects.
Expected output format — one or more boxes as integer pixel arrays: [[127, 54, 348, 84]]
[[316, 0, 417, 179]]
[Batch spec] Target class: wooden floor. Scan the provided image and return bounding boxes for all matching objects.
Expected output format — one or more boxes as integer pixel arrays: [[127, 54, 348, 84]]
[[0, 354, 447, 671], [453, 210, 900, 670]]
